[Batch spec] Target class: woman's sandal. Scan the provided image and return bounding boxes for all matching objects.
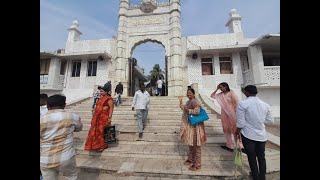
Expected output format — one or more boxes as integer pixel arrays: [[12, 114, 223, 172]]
[[183, 160, 192, 165], [189, 165, 201, 171]]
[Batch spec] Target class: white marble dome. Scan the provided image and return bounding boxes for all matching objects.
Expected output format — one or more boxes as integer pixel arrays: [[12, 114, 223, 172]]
[[229, 9, 238, 15]]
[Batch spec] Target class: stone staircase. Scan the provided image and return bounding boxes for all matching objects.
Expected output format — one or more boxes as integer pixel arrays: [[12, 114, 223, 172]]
[[63, 96, 280, 179]]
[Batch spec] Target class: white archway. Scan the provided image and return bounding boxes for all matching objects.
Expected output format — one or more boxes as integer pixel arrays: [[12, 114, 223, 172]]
[[115, 0, 183, 97]]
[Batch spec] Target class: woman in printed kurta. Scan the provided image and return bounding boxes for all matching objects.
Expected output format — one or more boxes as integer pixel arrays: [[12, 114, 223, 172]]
[[211, 82, 243, 151], [179, 88, 207, 171], [85, 82, 114, 152]]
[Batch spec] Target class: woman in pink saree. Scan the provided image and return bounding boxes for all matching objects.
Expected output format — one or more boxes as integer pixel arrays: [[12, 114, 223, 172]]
[[211, 82, 243, 152]]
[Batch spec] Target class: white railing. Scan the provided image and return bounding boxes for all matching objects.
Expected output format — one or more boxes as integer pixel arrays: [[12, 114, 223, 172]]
[[40, 75, 48, 84], [264, 66, 280, 86]]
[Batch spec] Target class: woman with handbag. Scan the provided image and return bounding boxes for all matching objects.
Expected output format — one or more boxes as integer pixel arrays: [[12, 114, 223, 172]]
[[210, 82, 244, 152], [85, 82, 114, 152], [179, 88, 207, 171]]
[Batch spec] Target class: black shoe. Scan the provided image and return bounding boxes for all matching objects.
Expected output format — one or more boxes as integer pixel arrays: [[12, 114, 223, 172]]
[[221, 145, 234, 152], [139, 132, 143, 138]]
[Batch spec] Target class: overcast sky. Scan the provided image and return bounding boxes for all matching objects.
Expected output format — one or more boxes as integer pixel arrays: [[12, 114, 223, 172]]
[[40, 0, 280, 74]]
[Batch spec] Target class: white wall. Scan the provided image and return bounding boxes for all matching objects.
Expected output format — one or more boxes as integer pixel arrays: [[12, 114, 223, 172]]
[[84, 77, 96, 89], [257, 88, 280, 106], [68, 77, 80, 89], [256, 88, 280, 118]]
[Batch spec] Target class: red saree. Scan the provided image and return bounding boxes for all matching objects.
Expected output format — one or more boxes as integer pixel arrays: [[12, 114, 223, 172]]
[[84, 95, 113, 151]]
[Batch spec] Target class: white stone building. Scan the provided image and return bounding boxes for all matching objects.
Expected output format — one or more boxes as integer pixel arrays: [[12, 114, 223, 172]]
[[40, 0, 279, 117]]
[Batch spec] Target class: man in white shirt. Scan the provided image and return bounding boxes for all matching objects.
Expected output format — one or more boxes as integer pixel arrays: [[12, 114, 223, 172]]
[[132, 83, 150, 138], [236, 85, 274, 180], [156, 78, 163, 96], [40, 94, 48, 116]]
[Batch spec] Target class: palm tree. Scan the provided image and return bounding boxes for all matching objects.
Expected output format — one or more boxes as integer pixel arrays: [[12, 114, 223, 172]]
[[149, 64, 164, 80]]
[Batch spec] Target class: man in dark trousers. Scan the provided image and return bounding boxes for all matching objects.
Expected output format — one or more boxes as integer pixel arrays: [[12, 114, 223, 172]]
[[236, 85, 274, 180], [115, 82, 123, 105]]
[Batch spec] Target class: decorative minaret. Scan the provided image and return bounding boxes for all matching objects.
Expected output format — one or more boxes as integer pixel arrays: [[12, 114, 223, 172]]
[[65, 20, 82, 53], [225, 9, 243, 33]]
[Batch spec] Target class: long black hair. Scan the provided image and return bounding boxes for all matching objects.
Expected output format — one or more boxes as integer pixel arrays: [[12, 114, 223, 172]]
[[219, 82, 230, 92]]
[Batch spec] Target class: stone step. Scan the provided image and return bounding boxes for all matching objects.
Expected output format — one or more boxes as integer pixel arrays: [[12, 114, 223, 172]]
[[81, 120, 222, 126], [69, 111, 216, 117], [73, 143, 280, 161], [79, 124, 223, 134], [70, 154, 279, 178], [78, 115, 219, 121], [63, 97, 279, 179], [73, 132, 226, 144]]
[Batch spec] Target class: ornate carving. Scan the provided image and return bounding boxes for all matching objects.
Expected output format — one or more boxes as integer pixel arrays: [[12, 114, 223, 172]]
[[56, 75, 65, 89], [96, 60, 109, 85], [131, 18, 165, 26], [264, 66, 280, 85], [187, 57, 202, 85]]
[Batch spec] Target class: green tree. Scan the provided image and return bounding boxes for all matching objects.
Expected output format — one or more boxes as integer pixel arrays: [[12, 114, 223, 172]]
[[149, 64, 164, 80]]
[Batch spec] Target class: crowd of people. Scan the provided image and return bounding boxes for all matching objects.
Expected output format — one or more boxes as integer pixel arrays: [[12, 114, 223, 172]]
[[40, 80, 274, 180]]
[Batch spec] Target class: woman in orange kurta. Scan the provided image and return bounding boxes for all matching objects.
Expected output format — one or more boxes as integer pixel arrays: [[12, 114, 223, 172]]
[[179, 88, 207, 171], [211, 82, 243, 152], [85, 82, 114, 152]]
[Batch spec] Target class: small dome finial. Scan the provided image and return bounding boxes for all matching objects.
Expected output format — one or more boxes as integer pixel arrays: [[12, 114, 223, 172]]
[[229, 9, 238, 16], [72, 20, 79, 27]]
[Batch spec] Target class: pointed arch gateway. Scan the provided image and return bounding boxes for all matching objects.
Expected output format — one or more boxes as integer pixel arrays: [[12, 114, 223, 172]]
[[129, 39, 168, 96], [115, 0, 183, 97]]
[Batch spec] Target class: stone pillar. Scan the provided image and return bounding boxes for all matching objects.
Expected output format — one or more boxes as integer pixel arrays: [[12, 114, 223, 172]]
[[115, 0, 129, 97], [169, 0, 183, 96], [213, 54, 221, 87], [247, 45, 265, 85], [65, 20, 82, 53], [232, 52, 243, 88], [47, 58, 60, 88], [191, 83, 199, 97], [79, 59, 87, 89]]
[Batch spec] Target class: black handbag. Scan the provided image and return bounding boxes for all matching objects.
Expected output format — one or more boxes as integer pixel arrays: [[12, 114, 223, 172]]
[[104, 125, 116, 144]]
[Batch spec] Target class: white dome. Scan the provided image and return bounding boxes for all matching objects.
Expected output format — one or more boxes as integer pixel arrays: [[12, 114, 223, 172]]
[[72, 20, 79, 27], [229, 9, 238, 15]]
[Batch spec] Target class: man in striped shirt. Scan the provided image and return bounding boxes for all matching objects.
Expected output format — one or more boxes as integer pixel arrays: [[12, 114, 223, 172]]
[[40, 94, 83, 180]]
